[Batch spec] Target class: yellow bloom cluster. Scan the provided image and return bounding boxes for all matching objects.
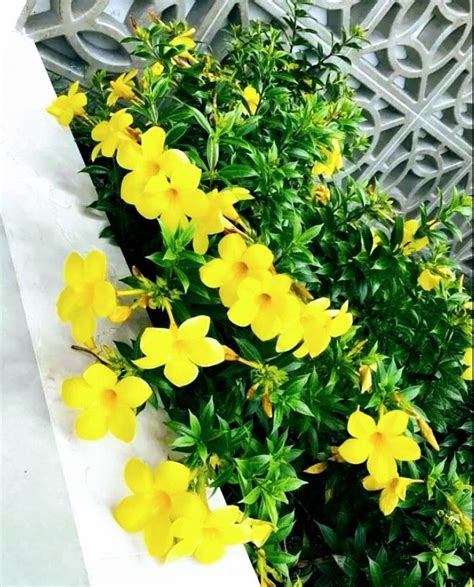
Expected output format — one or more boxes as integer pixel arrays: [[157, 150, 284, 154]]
[[62, 363, 152, 442], [114, 458, 273, 562], [418, 266, 452, 291], [200, 233, 353, 352], [311, 139, 344, 178], [338, 410, 422, 515], [401, 219, 429, 256]]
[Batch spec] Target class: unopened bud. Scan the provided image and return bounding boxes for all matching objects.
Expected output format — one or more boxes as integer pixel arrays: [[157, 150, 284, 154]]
[[312, 184, 331, 205], [261, 392, 272, 418], [246, 385, 258, 400], [304, 462, 328, 474], [417, 417, 440, 451], [223, 345, 240, 361], [108, 305, 132, 324]]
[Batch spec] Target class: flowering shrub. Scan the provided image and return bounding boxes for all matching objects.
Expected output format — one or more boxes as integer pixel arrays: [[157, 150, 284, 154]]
[[48, 1, 472, 585]]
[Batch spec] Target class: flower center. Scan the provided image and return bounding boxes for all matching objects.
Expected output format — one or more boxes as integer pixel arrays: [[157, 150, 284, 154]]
[[102, 388, 118, 407], [77, 284, 95, 306], [234, 261, 249, 277], [154, 491, 172, 512], [258, 293, 272, 307], [145, 161, 161, 176], [166, 188, 179, 201], [370, 431, 386, 447]]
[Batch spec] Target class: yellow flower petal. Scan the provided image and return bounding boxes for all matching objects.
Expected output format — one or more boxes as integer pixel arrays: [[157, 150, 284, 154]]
[[84, 250, 107, 283], [186, 338, 224, 367], [338, 438, 370, 464], [121, 170, 148, 204], [251, 307, 281, 341], [379, 487, 399, 516], [218, 233, 247, 261], [305, 329, 331, 358], [71, 307, 96, 344], [114, 495, 153, 532], [348, 411, 376, 439], [242, 244, 273, 269], [228, 298, 258, 327], [64, 252, 84, 287], [143, 513, 173, 558], [367, 451, 398, 483], [92, 281, 116, 317], [462, 366, 473, 380], [248, 519, 273, 547], [141, 127, 166, 159], [171, 492, 208, 522], [109, 406, 136, 442], [178, 315, 210, 340], [115, 376, 152, 407], [133, 356, 166, 370], [194, 532, 225, 563], [362, 475, 388, 491], [62, 377, 95, 408], [200, 259, 228, 288], [117, 141, 142, 171], [83, 363, 117, 390], [75, 406, 109, 440], [57, 287, 78, 321], [166, 538, 198, 562], [164, 358, 199, 387], [330, 309, 353, 337], [207, 506, 243, 526], [154, 461, 191, 495], [463, 348, 473, 367], [387, 436, 421, 461], [124, 458, 154, 493], [377, 410, 409, 436], [139, 327, 173, 364]]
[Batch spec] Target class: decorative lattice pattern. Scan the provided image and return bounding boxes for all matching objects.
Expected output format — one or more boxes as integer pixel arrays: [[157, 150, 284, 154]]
[[18, 0, 473, 272]]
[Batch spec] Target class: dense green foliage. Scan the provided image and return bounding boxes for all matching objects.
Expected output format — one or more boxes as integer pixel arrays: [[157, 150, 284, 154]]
[[71, 2, 472, 585]]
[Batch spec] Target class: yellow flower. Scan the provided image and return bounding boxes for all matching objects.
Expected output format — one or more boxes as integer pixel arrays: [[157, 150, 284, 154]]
[[363, 474, 423, 516], [117, 126, 194, 218], [276, 298, 353, 358], [47, 81, 87, 127], [167, 495, 252, 564], [418, 268, 442, 291], [191, 187, 253, 254], [62, 364, 152, 442], [139, 161, 208, 228], [200, 233, 274, 307], [170, 28, 197, 60], [114, 458, 191, 558], [228, 273, 300, 341], [312, 184, 331, 205], [243, 518, 274, 547], [311, 139, 343, 177], [107, 70, 138, 106], [91, 109, 135, 161], [338, 410, 421, 483], [462, 348, 473, 380], [401, 219, 429, 256], [243, 85, 261, 115], [359, 363, 377, 393], [151, 61, 164, 76], [56, 251, 116, 344], [133, 315, 224, 387]]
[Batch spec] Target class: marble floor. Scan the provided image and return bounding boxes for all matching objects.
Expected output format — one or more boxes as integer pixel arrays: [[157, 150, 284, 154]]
[[0, 218, 89, 586]]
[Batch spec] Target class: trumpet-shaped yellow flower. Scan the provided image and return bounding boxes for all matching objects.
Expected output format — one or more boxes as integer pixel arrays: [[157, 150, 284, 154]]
[[338, 410, 421, 483], [401, 219, 429, 256], [169, 28, 197, 62], [91, 109, 135, 161], [117, 127, 195, 221], [56, 251, 116, 344], [311, 139, 343, 177], [200, 233, 274, 307], [47, 81, 87, 127], [167, 495, 252, 564], [228, 273, 300, 341], [418, 266, 452, 291], [139, 162, 207, 227], [114, 458, 191, 558], [276, 298, 353, 358], [243, 85, 261, 115], [133, 316, 224, 387], [363, 474, 423, 516], [191, 188, 253, 254], [62, 364, 152, 442], [462, 348, 473, 380], [107, 70, 138, 106]]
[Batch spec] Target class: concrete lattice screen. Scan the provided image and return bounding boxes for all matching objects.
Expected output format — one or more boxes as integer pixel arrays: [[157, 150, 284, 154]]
[[19, 0, 473, 274]]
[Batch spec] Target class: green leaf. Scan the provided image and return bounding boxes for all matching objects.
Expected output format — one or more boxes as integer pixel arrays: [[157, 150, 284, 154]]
[[368, 558, 383, 587], [218, 164, 258, 180]]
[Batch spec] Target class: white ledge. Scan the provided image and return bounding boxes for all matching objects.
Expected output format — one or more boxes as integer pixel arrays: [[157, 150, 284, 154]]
[[1, 21, 258, 587]]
